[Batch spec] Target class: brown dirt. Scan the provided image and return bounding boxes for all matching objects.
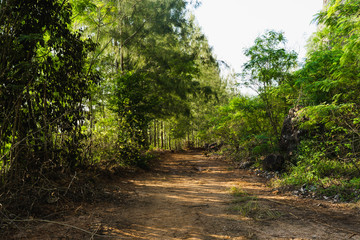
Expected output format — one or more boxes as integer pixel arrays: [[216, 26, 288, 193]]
[[8, 151, 360, 239]]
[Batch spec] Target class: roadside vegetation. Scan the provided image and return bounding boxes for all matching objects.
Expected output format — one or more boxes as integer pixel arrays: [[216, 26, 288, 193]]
[[207, 0, 360, 202]]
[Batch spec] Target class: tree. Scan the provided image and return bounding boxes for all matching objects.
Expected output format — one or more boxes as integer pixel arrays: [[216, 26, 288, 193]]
[[303, 0, 360, 104], [241, 30, 297, 136], [70, 0, 211, 162], [0, 0, 97, 179]]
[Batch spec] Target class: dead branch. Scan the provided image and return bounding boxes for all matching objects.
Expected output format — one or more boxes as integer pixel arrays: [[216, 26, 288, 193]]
[[64, 171, 77, 196]]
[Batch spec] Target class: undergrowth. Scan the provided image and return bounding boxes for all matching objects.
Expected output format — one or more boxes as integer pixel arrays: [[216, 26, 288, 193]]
[[272, 140, 360, 202], [0, 151, 159, 236]]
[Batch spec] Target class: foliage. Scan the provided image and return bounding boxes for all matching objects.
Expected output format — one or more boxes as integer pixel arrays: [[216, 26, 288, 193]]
[[0, 0, 97, 181], [194, 0, 360, 202], [273, 140, 360, 202], [241, 30, 297, 136], [0, 0, 227, 218], [275, 0, 360, 200], [69, 0, 220, 159], [275, 102, 360, 200], [242, 30, 298, 89], [304, 0, 360, 104], [200, 31, 297, 161], [207, 96, 276, 160]]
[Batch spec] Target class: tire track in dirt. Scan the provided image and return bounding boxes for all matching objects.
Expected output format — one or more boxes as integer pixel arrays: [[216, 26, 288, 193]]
[[11, 151, 360, 239]]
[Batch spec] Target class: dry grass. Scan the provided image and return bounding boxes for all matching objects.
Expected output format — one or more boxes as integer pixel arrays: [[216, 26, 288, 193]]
[[229, 186, 282, 220]]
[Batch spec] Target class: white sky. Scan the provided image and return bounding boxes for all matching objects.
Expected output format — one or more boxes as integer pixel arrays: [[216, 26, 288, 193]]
[[193, 0, 324, 74]]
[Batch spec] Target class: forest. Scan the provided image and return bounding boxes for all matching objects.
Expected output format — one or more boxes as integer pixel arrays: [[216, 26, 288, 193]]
[[0, 0, 359, 223]]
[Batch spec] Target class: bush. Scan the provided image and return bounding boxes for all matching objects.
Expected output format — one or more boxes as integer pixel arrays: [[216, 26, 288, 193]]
[[273, 139, 360, 201]]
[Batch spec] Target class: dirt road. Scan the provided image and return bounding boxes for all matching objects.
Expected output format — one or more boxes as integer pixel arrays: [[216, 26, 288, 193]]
[[12, 151, 360, 239]]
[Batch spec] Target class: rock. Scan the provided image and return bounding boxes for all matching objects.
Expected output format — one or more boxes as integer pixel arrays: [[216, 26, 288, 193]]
[[300, 185, 306, 194], [208, 142, 224, 152], [208, 142, 217, 151], [262, 154, 285, 171], [236, 157, 255, 169], [237, 161, 254, 169], [279, 106, 306, 157]]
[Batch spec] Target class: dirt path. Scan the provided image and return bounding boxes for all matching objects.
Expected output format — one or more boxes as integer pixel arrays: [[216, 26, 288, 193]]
[[12, 151, 360, 239]]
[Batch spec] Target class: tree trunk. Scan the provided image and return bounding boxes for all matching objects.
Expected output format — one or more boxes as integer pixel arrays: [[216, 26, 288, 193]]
[[154, 120, 157, 148], [161, 121, 164, 149], [169, 134, 171, 150]]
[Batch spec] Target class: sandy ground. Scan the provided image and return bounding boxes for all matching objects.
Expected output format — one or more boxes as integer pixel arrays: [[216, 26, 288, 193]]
[[10, 151, 360, 239]]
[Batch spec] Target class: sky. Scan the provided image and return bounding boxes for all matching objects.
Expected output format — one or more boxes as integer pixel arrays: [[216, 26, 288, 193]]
[[193, 0, 324, 74]]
